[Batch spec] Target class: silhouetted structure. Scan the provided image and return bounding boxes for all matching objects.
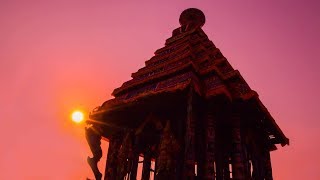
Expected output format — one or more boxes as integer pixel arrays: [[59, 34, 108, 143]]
[[85, 8, 289, 180]]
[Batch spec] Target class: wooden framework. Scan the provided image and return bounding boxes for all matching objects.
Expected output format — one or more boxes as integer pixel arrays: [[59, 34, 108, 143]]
[[85, 8, 289, 180]]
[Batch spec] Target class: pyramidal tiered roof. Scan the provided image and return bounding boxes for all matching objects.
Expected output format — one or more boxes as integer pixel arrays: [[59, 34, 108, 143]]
[[90, 8, 288, 146]]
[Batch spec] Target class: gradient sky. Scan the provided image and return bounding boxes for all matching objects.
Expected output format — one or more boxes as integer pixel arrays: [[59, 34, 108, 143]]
[[1, 0, 319, 179]]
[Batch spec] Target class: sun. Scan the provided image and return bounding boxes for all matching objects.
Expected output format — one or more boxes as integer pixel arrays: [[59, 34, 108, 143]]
[[71, 111, 84, 123]]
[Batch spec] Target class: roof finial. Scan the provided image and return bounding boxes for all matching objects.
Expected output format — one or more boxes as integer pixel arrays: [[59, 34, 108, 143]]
[[179, 8, 206, 28]]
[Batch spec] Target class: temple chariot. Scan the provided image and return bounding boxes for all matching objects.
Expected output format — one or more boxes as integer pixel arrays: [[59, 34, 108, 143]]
[[85, 8, 289, 180]]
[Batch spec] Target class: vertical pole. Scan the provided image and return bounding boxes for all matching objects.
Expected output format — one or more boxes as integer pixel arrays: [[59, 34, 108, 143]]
[[155, 121, 179, 180], [231, 103, 246, 180], [264, 151, 273, 180], [142, 150, 152, 180], [129, 152, 139, 180], [203, 107, 216, 179], [183, 87, 196, 179], [104, 135, 122, 180], [215, 160, 223, 180], [242, 144, 251, 179], [223, 157, 230, 180], [117, 132, 134, 179], [251, 154, 259, 179]]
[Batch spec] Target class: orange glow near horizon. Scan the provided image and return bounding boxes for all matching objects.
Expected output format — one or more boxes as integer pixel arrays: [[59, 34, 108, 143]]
[[1, 1, 319, 179], [71, 111, 85, 123]]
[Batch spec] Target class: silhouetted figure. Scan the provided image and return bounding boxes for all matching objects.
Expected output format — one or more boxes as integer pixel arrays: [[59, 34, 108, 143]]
[[85, 123, 102, 180]]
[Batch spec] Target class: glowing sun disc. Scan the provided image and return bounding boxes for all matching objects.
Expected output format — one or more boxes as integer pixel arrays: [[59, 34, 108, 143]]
[[71, 111, 84, 123]]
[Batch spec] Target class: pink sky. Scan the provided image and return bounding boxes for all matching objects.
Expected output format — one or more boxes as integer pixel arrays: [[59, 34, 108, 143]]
[[1, 0, 319, 179]]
